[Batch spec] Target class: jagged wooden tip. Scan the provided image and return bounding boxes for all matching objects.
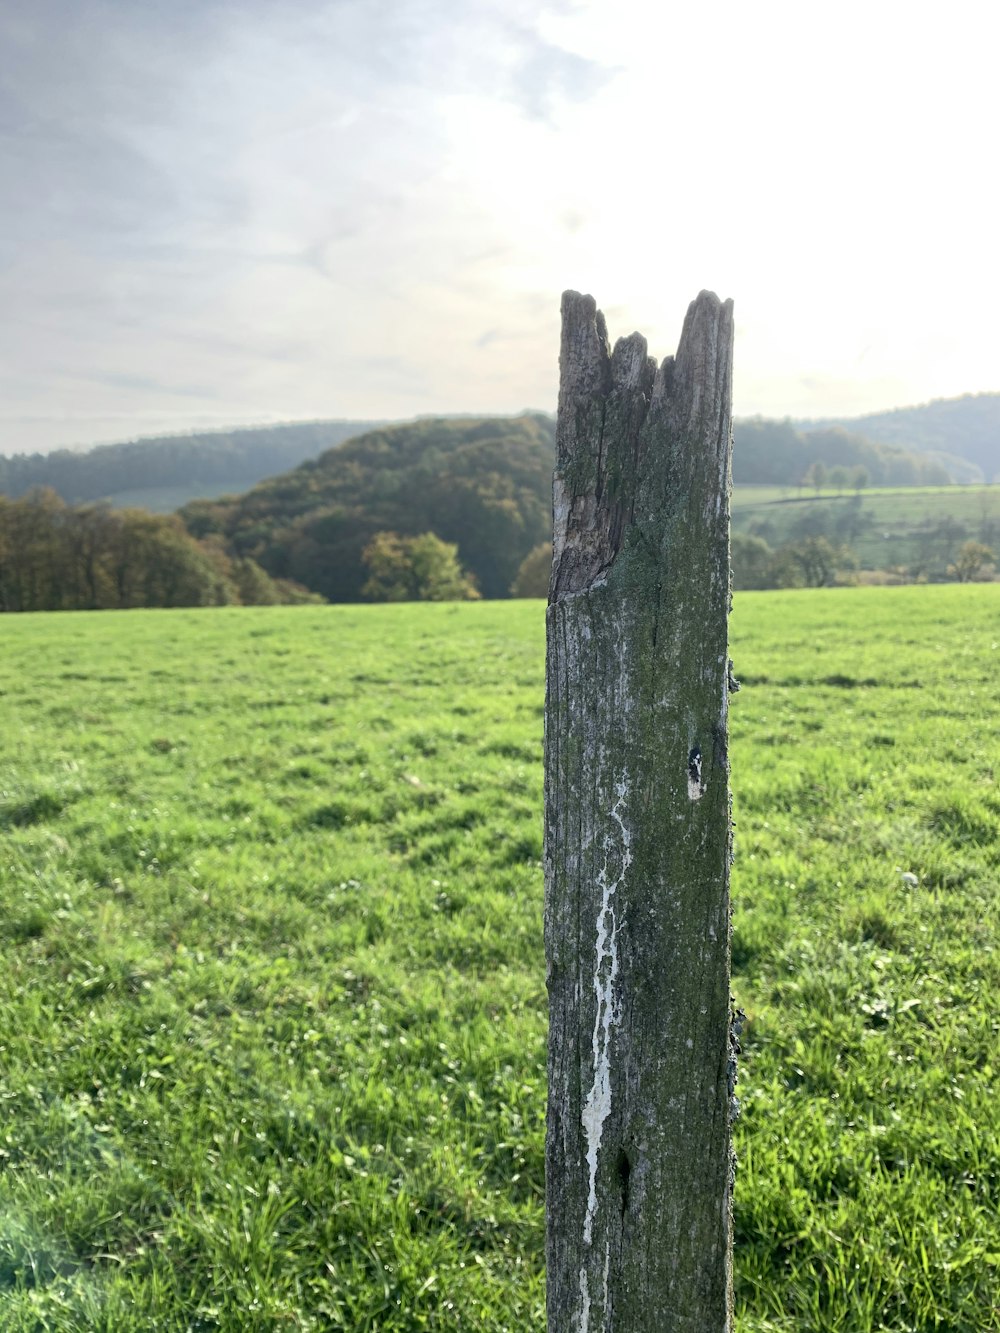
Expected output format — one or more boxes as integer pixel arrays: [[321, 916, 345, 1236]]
[[551, 288, 734, 600]]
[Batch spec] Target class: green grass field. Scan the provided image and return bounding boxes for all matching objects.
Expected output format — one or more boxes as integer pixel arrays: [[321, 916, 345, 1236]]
[[733, 484, 1000, 574], [2, 589, 999, 1330], [100, 483, 253, 514]]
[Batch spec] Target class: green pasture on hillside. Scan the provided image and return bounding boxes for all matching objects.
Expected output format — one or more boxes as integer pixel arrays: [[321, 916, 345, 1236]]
[[733, 484, 1000, 573], [100, 483, 256, 514], [2, 589, 999, 1330]]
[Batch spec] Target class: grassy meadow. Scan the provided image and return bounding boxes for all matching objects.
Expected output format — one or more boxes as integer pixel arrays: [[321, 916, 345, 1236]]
[[1, 588, 999, 1330]]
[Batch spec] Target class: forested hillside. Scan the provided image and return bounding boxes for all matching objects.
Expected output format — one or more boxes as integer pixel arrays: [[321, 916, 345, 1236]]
[[3, 404, 987, 609], [0, 420, 385, 510], [181, 415, 555, 602], [799, 392, 1000, 481], [2, 401, 977, 521], [177, 412, 986, 604]]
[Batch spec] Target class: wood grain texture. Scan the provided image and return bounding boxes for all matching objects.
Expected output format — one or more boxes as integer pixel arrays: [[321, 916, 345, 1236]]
[[545, 289, 736, 1331]]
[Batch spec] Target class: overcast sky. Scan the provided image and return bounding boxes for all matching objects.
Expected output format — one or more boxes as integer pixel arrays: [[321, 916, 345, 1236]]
[[3, 0, 997, 453]]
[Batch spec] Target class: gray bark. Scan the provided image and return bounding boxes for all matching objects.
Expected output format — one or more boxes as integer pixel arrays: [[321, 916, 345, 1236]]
[[545, 289, 737, 1331]]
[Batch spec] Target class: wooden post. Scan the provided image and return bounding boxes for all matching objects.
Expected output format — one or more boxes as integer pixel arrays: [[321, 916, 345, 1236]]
[[545, 289, 737, 1331]]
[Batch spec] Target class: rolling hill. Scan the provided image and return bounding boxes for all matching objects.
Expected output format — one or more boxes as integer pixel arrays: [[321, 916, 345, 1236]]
[[176, 409, 994, 603], [3, 393, 992, 524], [798, 392, 1000, 482], [0, 420, 388, 511], [180, 414, 556, 602]]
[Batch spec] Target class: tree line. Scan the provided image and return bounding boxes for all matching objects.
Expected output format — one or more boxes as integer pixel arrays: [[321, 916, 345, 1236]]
[[3, 413, 990, 612], [0, 490, 321, 612], [732, 532, 996, 590]]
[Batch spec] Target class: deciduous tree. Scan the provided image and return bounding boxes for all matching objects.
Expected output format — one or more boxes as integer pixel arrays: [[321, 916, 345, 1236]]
[[361, 531, 480, 602], [948, 540, 996, 582], [509, 542, 552, 597]]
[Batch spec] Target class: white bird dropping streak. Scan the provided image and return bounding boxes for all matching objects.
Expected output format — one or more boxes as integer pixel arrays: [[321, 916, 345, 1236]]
[[580, 781, 631, 1250], [578, 1270, 590, 1333]]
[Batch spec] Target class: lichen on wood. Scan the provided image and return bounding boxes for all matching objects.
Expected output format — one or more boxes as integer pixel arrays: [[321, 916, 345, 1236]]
[[545, 288, 736, 1331]]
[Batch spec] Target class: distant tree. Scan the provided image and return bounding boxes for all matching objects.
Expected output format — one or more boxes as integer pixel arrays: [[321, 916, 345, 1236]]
[[270, 578, 326, 605], [851, 465, 870, 493], [510, 542, 552, 598], [884, 454, 918, 486], [933, 516, 968, 566], [774, 536, 857, 588], [361, 531, 480, 602], [65, 504, 119, 608], [948, 540, 996, 583], [804, 461, 828, 493], [731, 533, 776, 590], [835, 495, 872, 545], [115, 513, 233, 607], [790, 506, 834, 540], [0, 488, 67, 610], [828, 465, 851, 494], [747, 518, 778, 544], [230, 556, 281, 605], [918, 459, 954, 486]]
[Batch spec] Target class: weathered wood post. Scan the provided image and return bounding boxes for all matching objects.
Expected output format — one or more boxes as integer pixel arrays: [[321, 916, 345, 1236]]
[[545, 289, 737, 1331]]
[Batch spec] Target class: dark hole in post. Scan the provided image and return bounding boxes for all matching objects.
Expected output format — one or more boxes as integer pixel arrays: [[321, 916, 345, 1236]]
[[688, 746, 702, 794], [617, 1149, 631, 1217]]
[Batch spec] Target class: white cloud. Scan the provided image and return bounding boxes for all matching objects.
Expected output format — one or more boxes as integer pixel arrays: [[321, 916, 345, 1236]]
[[1, 0, 997, 451]]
